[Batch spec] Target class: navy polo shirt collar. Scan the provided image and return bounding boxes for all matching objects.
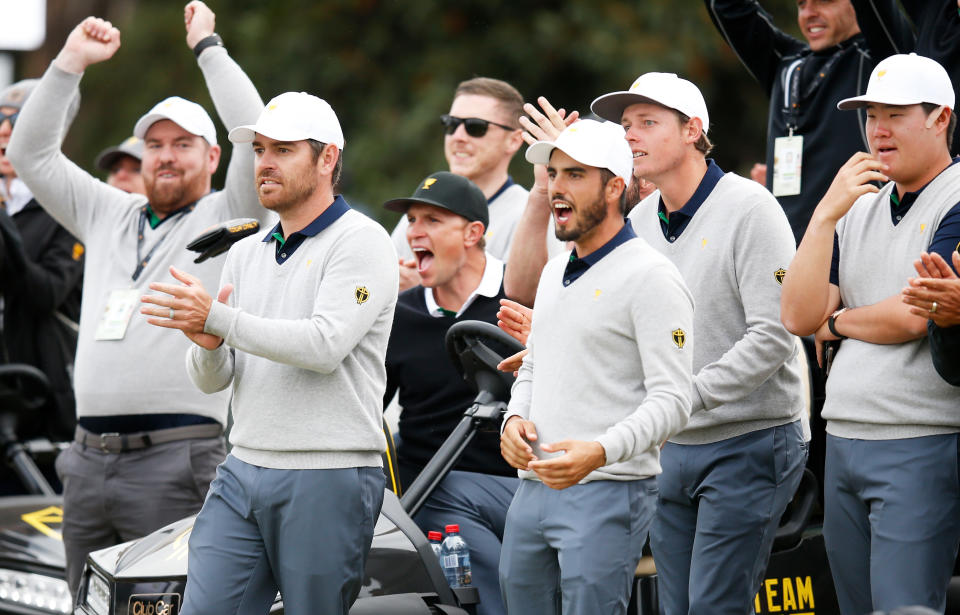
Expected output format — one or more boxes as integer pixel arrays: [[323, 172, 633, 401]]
[[263, 195, 351, 264], [657, 158, 725, 241], [562, 221, 636, 287], [487, 176, 515, 203]]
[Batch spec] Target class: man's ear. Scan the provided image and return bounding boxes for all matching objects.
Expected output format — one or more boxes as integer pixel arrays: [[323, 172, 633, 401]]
[[504, 126, 524, 156], [463, 220, 485, 247], [683, 117, 703, 146], [207, 144, 222, 175], [320, 144, 339, 175]]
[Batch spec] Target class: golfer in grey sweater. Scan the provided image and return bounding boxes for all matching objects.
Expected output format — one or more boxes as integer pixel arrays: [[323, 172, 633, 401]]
[[591, 73, 806, 615], [144, 92, 397, 615], [782, 53, 960, 614], [499, 119, 694, 615]]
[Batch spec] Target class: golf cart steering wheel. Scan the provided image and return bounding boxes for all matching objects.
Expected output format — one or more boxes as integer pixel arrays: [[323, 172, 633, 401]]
[[444, 320, 524, 404]]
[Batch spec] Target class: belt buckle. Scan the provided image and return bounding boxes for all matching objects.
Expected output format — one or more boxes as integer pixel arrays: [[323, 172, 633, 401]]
[[99, 432, 120, 453]]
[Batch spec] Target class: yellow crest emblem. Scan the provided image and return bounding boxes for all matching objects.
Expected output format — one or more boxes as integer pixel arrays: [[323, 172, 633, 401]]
[[774, 268, 787, 285], [355, 286, 370, 305], [877, 70, 887, 78], [672, 328, 686, 349], [421, 178, 438, 190], [72, 243, 84, 262]]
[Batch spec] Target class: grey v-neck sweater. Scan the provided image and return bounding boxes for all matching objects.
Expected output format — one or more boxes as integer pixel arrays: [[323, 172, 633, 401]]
[[826, 164, 960, 440], [629, 172, 805, 445]]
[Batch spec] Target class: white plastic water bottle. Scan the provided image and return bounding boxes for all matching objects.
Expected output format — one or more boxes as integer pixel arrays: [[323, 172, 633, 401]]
[[440, 524, 472, 587], [428, 531, 443, 561]]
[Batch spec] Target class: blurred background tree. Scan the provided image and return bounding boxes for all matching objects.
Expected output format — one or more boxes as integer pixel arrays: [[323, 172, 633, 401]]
[[14, 0, 800, 225]]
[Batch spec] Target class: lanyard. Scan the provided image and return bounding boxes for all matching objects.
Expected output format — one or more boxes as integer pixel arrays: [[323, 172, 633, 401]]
[[782, 50, 845, 134], [132, 202, 196, 281]]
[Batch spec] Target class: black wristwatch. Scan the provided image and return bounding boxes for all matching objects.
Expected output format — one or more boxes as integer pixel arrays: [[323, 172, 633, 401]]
[[828, 307, 848, 339], [193, 34, 224, 58]]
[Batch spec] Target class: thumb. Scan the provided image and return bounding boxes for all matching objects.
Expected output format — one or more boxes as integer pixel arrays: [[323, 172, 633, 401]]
[[522, 422, 538, 442], [541, 440, 568, 453], [952, 251, 960, 278], [217, 284, 234, 304]]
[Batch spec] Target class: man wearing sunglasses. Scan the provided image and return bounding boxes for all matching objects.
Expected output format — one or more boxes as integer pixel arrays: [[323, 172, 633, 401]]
[[391, 78, 544, 291], [0, 79, 84, 441]]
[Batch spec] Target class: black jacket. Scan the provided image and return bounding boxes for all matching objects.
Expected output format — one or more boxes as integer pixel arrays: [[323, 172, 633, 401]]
[[0, 200, 83, 438], [705, 0, 914, 243]]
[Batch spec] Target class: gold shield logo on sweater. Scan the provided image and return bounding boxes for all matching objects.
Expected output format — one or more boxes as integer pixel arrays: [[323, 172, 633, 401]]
[[672, 329, 686, 349], [774, 268, 787, 285], [355, 286, 370, 304]]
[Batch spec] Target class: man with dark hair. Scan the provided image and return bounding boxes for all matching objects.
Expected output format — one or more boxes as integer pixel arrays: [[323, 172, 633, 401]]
[[146, 91, 397, 615], [704, 0, 913, 243], [782, 53, 960, 613], [383, 171, 518, 615], [499, 118, 694, 615], [0, 78, 83, 438], [6, 2, 269, 597]]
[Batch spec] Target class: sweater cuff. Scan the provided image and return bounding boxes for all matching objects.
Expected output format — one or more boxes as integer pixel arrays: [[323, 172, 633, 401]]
[[595, 433, 622, 466], [204, 300, 238, 339], [500, 411, 523, 435], [48, 62, 85, 84], [196, 44, 228, 68]]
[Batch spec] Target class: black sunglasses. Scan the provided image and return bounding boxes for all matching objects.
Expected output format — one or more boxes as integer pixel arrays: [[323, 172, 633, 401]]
[[0, 110, 19, 128], [441, 114, 515, 138]]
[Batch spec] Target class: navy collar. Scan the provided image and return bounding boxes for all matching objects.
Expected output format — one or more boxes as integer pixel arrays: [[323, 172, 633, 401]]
[[262, 195, 351, 243], [563, 221, 636, 287], [658, 159, 724, 221], [487, 177, 515, 203], [570, 220, 636, 264], [889, 157, 960, 225]]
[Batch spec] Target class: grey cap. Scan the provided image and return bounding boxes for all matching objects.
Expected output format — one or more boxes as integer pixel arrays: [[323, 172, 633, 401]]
[[95, 136, 144, 171], [0, 79, 81, 131]]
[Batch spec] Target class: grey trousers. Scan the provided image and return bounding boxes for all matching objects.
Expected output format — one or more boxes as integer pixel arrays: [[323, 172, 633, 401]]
[[56, 436, 225, 599], [412, 470, 518, 615], [180, 455, 385, 615], [651, 421, 807, 615], [499, 478, 657, 615], [824, 433, 960, 614]]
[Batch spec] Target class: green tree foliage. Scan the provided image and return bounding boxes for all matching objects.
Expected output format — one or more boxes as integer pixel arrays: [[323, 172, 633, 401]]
[[17, 0, 801, 225]]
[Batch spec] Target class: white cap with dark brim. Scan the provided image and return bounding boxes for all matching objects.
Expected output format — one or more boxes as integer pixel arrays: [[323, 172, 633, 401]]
[[229, 92, 345, 148], [525, 119, 633, 184], [591, 72, 710, 134], [837, 53, 955, 110], [134, 96, 218, 146]]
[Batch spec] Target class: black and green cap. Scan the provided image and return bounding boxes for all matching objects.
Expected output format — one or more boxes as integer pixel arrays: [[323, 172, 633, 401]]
[[383, 171, 488, 229]]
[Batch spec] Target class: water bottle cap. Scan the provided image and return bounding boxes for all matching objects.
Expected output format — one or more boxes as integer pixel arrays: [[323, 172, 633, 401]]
[[427, 531, 442, 541], [445, 524, 460, 534]]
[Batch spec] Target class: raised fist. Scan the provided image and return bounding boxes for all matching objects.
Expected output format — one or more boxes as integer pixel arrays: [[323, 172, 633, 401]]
[[54, 17, 121, 74], [184, 1, 216, 49]]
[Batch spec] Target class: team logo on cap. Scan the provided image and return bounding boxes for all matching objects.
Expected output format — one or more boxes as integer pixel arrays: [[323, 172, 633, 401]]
[[877, 70, 887, 78], [672, 328, 686, 349], [774, 268, 787, 285], [421, 178, 437, 190], [355, 286, 370, 304], [6, 88, 25, 104]]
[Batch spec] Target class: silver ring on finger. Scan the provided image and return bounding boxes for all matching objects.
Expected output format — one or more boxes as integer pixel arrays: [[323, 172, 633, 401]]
[[169, 307, 176, 319], [931, 301, 939, 314]]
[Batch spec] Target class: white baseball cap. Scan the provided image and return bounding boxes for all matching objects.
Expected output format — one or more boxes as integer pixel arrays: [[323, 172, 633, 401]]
[[134, 96, 218, 146], [525, 119, 633, 184], [837, 53, 954, 111], [228, 92, 345, 148], [591, 72, 710, 134]]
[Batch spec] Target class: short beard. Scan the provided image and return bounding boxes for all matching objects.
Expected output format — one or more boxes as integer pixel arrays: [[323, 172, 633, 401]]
[[145, 165, 207, 214], [258, 165, 319, 214], [554, 185, 609, 242]]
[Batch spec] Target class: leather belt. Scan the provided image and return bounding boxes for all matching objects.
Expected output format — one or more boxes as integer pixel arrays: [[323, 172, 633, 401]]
[[75, 423, 223, 453]]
